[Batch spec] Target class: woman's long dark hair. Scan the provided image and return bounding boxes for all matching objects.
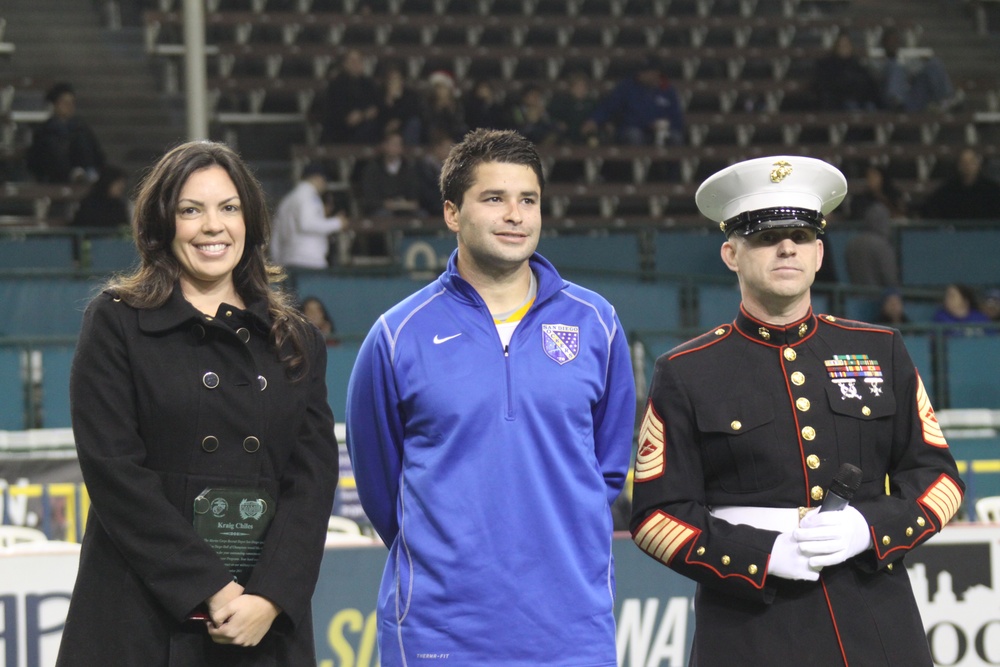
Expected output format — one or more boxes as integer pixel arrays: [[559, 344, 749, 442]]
[[107, 141, 311, 377]]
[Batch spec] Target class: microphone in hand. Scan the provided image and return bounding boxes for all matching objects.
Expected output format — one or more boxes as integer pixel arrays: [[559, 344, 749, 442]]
[[820, 463, 862, 512]]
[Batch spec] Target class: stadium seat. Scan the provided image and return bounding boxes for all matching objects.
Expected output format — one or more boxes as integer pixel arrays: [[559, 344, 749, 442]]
[[946, 336, 1000, 409], [0, 347, 24, 430]]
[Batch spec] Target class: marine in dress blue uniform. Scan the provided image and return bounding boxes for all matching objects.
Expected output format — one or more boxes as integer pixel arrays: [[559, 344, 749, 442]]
[[629, 156, 964, 666]]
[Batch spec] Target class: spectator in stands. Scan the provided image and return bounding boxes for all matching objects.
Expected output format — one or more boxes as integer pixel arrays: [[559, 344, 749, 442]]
[[26, 82, 105, 183], [871, 27, 957, 112], [982, 287, 1000, 322], [376, 60, 423, 146], [318, 49, 380, 144], [417, 132, 454, 216], [507, 85, 558, 146], [811, 33, 880, 111], [299, 295, 339, 344], [875, 287, 910, 325], [55, 141, 338, 666], [358, 131, 421, 217], [549, 68, 599, 145], [71, 165, 129, 228], [933, 282, 991, 335], [420, 70, 467, 143], [844, 204, 900, 288], [270, 163, 348, 270], [920, 148, 1000, 219], [582, 56, 685, 146], [464, 78, 509, 132], [850, 165, 908, 219], [346, 128, 634, 666]]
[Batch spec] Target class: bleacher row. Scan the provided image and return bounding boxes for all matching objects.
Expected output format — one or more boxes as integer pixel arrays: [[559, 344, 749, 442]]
[[2, 223, 999, 432]]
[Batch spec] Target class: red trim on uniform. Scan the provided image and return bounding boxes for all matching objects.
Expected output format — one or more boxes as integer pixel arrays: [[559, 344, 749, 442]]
[[668, 324, 733, 360], [780, 352, 813, 506], [820, 577, 851, 667], [819, 316, 893, 335]]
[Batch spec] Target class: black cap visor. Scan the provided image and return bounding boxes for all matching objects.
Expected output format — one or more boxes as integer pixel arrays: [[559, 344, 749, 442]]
[[722, 207, 825, 237]]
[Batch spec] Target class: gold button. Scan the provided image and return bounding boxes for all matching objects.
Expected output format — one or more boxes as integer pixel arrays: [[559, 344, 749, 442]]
[[748, 564, 758, 575], [905, 527, 913, 537], [796, 397, 811, 411], [696, 546, 706, 556], [731, 420, 742, 431], [798, 323, 808, 337], [206, 316, 213, 321], [887, 563, 894, 571], [806, 454, 820, 469], [811, 486, 824, 501], [882, 535, 891, 546], [758, 327, 771, 340], [862, 406, 871, 416], [801, 426, 816, 441], [791, 371, 805, 386], [721, 555, 731, 566], [715, 328, 725, 336], [226, 310, 233, 317], [916, 517, 926, 527], [824, 315, 836, 322], [783, 348, 797, 361]]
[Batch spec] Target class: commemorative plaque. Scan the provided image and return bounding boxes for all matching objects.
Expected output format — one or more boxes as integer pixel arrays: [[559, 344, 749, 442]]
[[193, 487, 276, 586]]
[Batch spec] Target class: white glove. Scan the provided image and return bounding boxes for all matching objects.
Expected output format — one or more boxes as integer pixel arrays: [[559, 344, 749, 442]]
[[795, 506, 872, 569], [767, 531, 820, 581]]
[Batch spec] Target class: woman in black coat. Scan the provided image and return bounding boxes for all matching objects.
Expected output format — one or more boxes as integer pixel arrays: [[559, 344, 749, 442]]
[[55, 141, 339, 666]]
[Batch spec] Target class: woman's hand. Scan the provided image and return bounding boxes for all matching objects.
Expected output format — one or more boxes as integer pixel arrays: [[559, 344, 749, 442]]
[[207, 594, 282, 646]]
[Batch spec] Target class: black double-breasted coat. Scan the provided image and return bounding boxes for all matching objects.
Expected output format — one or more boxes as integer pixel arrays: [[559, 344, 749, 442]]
[[56, 287, 339, 666], [630, 306, 965, 667]]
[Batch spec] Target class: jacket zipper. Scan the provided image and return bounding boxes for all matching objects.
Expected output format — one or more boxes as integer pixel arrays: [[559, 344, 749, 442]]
[[504, 344, 514, 420]]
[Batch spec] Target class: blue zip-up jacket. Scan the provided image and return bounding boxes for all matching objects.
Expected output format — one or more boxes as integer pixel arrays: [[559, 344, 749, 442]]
[[346, 251, 636, 666]]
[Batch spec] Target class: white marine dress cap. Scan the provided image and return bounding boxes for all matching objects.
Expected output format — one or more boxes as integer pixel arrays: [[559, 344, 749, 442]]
[[696, 155, 848, 236]]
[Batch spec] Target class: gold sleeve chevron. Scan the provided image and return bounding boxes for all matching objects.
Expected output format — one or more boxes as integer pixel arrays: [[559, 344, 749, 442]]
[[916, 373, 948, 448], [633, 511, 696, 565], [634, 401, 666, 482], [919, 475, 962, 527]]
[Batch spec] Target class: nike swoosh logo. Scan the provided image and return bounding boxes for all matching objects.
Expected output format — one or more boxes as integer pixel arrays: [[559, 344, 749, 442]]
[[433, 333, 462, 344]]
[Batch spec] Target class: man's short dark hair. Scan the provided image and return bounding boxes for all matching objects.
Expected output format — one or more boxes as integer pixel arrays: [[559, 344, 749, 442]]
[[439, 128, 545, 209], [45, 82, 75, 104]]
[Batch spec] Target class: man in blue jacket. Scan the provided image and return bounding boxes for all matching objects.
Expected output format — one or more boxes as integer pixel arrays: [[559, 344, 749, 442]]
[[346, 128, 636, 666]]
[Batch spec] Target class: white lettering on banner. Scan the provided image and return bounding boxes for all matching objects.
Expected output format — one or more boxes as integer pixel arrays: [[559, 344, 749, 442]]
[[616, 597, 689, 667]]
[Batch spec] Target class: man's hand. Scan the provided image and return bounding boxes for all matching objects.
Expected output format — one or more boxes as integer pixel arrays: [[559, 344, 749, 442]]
[[207, 594, 282, 647], [796, 506, 872, 569], [767, 531, 820, 581]]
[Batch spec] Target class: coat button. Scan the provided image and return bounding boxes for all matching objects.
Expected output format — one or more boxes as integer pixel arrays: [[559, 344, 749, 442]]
[[748, 564, 758, 575], [796, 397, 811, 411], [721, 555, 731, 566], [191, 324, 206, 340], [201, 435, 219, 452], [236, 327, 250, 343], [696, 546, 706, 556], [806, 454, 820, 469], [811, 485, 824, 501], [882, 535, 891, 546], [243, 436, 261, 453], [202, 372, 220, 389], [730, 420, 742, 431], [862, 406, 871, 416], [791, 371, 805, 385], [258, 375, 267, 391], [916, 517, 926, 527], [783, 348, 797, 361], [906, 527, 914, 537], [801, 426, 816, 440]]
